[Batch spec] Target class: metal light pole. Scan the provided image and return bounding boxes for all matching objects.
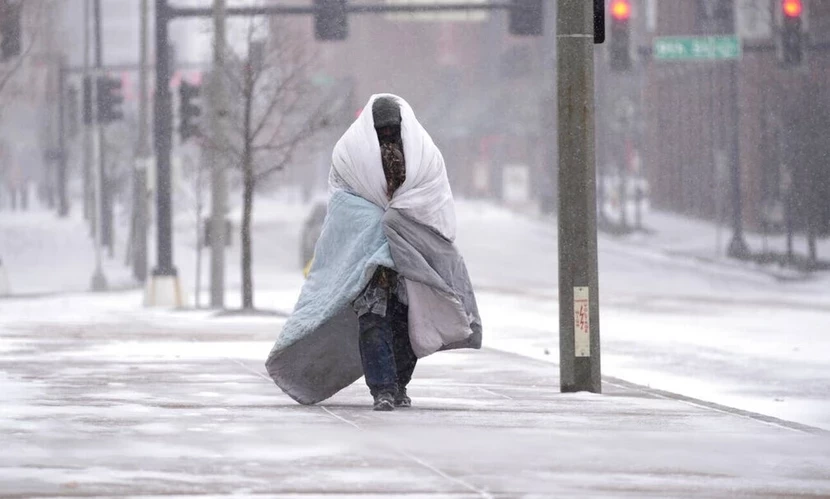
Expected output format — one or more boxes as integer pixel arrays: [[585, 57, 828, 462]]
[[145, 0, 183, 306], [209, 0, 228, 308], [93, 0, 113, 256], [557, 0, 601, 393], [57, 58, 69, 218], [88, 0, 107, 291], [82, 0, 93, 222], [132, 0, 151, 282], [726, 59, 749, 259]]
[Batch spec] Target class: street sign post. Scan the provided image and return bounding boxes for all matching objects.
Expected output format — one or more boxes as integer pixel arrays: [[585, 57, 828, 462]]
[[653, 35, 741, 61], [652, 32, 750, 258]]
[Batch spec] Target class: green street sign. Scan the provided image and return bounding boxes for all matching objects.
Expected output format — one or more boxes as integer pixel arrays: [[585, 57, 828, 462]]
[[653, 36, 742, 61]]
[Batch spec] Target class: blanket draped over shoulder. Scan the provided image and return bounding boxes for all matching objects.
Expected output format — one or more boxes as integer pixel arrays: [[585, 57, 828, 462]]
[[265, 94, 482, 405]]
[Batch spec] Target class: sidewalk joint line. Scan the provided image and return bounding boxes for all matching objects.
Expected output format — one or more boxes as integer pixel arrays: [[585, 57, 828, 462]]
[[228, 357, 272, 383], [320, 406, 494, 499], [476, 386, 514, 400]]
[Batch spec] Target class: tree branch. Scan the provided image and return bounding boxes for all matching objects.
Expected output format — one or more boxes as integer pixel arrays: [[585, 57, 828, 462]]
[[0, 1, 46, 103]]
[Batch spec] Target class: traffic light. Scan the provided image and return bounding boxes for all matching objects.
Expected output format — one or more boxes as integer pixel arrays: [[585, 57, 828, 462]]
[[608, 0, 632, 72], [179, 80, 201, 142], [83, 76, 93, 125], [83, 76, 124, 125], [97, 76, 124, 124], [779, 0, 805, 66], [314, 0, 347, 41], [509, 0, 543, 36], [67, 85, 79, 138], [0, 0, 21, 61], [594, 0, 605, 44]]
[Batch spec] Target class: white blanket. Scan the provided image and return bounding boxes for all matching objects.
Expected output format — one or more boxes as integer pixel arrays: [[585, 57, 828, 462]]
[[330, 93, 457, 241]]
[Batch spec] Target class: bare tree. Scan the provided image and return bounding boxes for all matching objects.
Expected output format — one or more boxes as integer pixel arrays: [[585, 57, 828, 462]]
[[0, 1, 48, 115], [0, 0, 50, 207], [173, 149, 208, 308], [207, 19, 336, 310]]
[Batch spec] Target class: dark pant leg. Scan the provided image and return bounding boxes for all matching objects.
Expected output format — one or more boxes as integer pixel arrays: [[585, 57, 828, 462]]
[[358, 312, 397, 397], [389, 298, 417, 390]]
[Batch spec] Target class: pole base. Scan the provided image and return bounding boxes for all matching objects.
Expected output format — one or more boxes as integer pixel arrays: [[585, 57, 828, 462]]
[[90, 268, 109, 292], [144, 274, 186, 308], [727, 234, 751, 260]]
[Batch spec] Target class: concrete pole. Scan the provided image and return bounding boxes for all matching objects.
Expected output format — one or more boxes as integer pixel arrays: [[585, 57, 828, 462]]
[[209, 0, 227, 308], [43, 6, 57, 211], [88, 0, 107, 291], [57, 59, 69, 218], [93, 0, 114, 256], [153, 0, 175, 277], [557, 0, 601, 393], [726, 60, 749, 259], [133, 0, 151, 282], [145, 0, 183, 308], [90, 69, 107, 291], [83, 0, 92, 222]]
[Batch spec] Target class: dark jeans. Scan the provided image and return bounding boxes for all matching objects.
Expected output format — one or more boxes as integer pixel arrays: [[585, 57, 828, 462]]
[[358, 296, 417, 397]]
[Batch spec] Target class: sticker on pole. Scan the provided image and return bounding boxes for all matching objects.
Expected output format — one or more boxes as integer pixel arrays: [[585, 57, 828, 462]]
[[574, 287, 590, 357]]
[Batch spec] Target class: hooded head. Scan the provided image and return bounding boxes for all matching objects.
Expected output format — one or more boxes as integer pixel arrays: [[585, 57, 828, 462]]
[[372, 96, 402, 128], [372, 96, 402, 147]]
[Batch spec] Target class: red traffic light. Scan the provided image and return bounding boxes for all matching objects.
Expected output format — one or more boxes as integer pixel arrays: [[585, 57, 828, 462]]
[[783, 0, 802, 18], [611, 0, 632, 21]]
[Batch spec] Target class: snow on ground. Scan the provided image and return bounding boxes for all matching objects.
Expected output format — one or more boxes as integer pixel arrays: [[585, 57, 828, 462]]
[[3, 322, 828, 496], [0, 209, 134, 295], [2, 193, 830, 432]]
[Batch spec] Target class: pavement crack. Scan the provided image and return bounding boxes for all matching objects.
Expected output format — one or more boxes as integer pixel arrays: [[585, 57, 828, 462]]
[[318, 406, 494, 499]]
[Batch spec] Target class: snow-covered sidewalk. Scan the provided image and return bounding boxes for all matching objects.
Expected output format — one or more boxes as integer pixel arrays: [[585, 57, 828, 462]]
[[1, 293, 828, 497]]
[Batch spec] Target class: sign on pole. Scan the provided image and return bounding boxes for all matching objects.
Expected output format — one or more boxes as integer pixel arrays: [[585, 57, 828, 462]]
[[653, 35, 742, 61], [573, 287, 590, 357]]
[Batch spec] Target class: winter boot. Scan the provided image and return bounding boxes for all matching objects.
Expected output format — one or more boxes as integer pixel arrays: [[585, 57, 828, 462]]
[[373, 392, 395, 411], [394, 387, 411, 408]]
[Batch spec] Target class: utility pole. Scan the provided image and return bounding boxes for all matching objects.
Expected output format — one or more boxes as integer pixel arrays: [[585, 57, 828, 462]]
[[57, 57, 69, 217], [557, 0, 601, 393], [145, 0, 183, 307], [42, 6, 57, 212], [83, 0, 92, 222], [726, 59, 749, 259], [94, 0, 113, 256], [132, 0, 151, 282], [89, 0, 107, 292], [209, 0, 227, 308]]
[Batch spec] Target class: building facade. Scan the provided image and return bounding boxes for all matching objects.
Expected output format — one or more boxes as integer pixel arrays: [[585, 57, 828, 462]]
[[626, 0, 830, 235]]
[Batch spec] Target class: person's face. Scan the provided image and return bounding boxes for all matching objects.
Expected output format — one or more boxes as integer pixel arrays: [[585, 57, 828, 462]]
[[376, 125, 401, 146]]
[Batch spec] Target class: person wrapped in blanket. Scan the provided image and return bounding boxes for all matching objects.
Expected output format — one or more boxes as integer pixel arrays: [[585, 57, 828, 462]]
[[265, 93, 481, 408], [352, 97, 415, 411]]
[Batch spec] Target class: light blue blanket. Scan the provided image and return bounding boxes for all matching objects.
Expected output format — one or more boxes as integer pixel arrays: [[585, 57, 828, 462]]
[[264, 191, 392, 404], [278, 191, 393, 345]]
